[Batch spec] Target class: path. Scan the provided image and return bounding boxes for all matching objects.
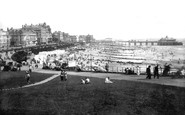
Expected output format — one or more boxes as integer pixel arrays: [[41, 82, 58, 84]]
[[1, 69, 185, 91], [68, 71, 185, 88], [22, 74, 59, 88], [1, 74, 59, 91], [34, 69, 185, 88]]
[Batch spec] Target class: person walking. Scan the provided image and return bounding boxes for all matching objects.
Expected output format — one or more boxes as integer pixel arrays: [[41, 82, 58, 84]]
[[63, 70, 68, 81], [154, 64, 159, 79], [146, 65, 151, 79], [136, 66, 140, 76], [25, 71, 30, 84], [163, 63, 168, 76], [29, 64, 33, 73], [60, 69, 64, 81], [105, 63, 109, 72], [60, 69, 68, 81]]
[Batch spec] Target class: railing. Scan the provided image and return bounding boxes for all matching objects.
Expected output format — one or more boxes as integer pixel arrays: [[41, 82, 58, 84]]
[[107, 66, 179, 75]]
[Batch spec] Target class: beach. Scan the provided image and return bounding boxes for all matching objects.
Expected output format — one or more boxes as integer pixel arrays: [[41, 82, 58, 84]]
[[1, 44, 185, 74]]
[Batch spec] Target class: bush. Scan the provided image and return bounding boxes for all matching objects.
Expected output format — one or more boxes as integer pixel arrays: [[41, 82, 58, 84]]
[[42, 66, 50, 70], [11, 51, 28, 63], [3, 65, 11, 71]]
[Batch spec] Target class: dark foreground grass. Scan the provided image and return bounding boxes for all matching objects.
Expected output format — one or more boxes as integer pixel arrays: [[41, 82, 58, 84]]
[[0, 71, 54, 89], [0, 75, 185, 115]]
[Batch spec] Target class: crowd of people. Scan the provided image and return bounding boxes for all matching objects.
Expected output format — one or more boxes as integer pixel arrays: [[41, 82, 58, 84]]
[[1, 44, 185, 85], [145, 63, 185, 79]]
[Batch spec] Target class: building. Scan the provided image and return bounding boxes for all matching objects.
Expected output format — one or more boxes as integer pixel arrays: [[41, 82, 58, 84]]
[[22, 23, 52, 44], [78, 35, 86, 43], [0, 29, 10, 48], [21, 28, 37, 46], [104, 38, 112, 42], [77, 34, 94, 43], [158, 36, 183, 45], [101, 38, 114, 45], [69, 35, 77, 43], [85, 35, 94, 43], [52, 31, 64, 43], [62, 32, 70, 42], [8, 28, 22, 47], [8, 28, 37, 47]]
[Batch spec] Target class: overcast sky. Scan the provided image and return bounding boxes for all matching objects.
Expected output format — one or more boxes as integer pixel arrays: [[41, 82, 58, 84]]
[[0, 0, 185, 40]]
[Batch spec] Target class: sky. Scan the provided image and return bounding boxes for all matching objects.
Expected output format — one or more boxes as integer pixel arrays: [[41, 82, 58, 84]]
[[1, 0, 185, 40]]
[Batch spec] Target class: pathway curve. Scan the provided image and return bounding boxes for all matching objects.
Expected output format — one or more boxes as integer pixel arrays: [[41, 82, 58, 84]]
[[68, 71, 185, 88], [22, 74, 59, 88], [1, 69, 185, 91], [34, 69, 185, 88], [1, 74, 59, 91]]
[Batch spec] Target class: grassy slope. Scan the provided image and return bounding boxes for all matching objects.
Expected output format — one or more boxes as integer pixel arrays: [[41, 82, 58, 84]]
[[0, 75, 185, 115], [0, 71, 54, 89]]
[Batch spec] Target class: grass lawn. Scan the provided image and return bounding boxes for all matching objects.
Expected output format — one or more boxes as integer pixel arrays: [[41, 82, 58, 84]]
[[0, 75, 185, 115], [0, 71, 54, 89]]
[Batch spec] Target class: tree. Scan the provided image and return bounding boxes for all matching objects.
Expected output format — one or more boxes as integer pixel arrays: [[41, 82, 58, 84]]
[[11, 51, 28, 63]]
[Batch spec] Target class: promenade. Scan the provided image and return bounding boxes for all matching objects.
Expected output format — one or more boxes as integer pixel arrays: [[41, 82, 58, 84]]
[[1, 63, 185, 92], [33, 69, 185, 88], [1, 68, 185, 92]]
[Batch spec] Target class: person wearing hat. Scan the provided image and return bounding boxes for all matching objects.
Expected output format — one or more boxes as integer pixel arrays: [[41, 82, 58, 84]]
[[154, 64, 159, 79], [146, 65, 151, 79]]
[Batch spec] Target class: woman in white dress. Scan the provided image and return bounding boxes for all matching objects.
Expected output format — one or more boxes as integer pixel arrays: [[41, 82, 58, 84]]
[[136, 66, 140, 76], [105, 77, 113, 83]]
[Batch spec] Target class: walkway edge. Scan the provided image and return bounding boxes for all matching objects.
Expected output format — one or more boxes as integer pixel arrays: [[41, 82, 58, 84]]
[[22, 74, 59, 88], [1, 74, 59, 91]]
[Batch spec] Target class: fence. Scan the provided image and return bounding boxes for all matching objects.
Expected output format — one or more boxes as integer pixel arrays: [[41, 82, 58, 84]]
[[107, 66, 179, 75]]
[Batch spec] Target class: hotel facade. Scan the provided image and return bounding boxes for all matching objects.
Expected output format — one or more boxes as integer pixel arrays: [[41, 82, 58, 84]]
[[0, 29, 10, 48]]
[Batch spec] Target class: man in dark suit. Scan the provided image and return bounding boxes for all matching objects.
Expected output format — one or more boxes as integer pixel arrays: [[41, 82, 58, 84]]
[[146, 65, 151, 79], [154, 64, 159, 79]]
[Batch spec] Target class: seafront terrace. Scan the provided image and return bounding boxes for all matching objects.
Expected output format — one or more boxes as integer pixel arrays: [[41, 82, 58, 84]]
[[0, 42, 75, 54], [1, 43, 184, 76]]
